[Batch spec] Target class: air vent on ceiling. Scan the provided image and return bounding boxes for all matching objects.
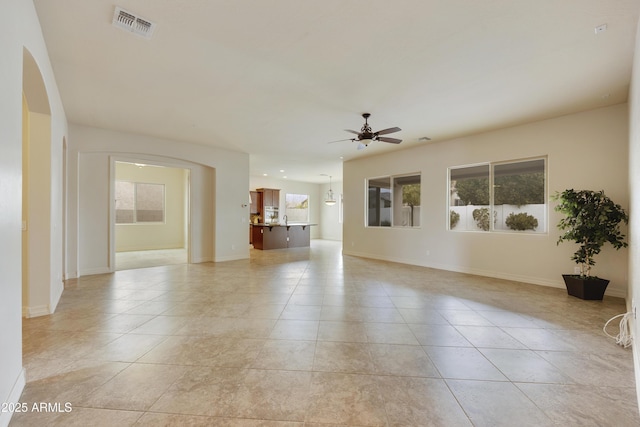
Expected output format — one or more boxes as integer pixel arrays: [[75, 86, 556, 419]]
[[112, 7, 155, 39]]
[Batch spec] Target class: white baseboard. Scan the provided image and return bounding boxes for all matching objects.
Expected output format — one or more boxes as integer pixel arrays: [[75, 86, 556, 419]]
[[342, 250, 628, 299], [191, 256, 213, 263], [22, 304, 50, 318], [78, 267, 111, 276], [0, 368, 26, 427], [116, 245, 185, 252], [213, 255, 248, 262]]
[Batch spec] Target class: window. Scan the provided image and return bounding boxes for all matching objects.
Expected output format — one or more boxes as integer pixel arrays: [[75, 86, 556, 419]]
[[449, 158, 546, 233], [284, 193, 309, 223], [394, 174, 421, 227], [115, 181, 165, 224], [368, 177, 391, 227], [367, 174, 421, 227]]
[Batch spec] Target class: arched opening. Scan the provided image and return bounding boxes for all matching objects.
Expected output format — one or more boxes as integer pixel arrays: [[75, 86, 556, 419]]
[[62, 137, 67, 280], [22, 48, 54, 317]]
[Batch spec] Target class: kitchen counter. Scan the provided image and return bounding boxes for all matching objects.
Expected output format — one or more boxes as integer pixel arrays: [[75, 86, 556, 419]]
[[251, 223, 316, 250], [252, 223, 315, 228]]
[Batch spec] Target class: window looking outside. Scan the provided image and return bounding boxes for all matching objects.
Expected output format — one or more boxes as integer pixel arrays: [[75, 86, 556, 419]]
[[449, 158, 546, 233], [394, 174, 421, 227], [284, 193, 309, 223], [367, 174, 421, 227], [116, 181, 165, 224]]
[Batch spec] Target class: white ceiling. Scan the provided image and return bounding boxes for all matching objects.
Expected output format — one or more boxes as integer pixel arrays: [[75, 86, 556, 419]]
[[33, 0, 640, 183]]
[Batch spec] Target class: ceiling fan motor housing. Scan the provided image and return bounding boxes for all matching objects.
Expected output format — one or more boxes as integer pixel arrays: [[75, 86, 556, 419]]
[[360, 113, 373, 137]]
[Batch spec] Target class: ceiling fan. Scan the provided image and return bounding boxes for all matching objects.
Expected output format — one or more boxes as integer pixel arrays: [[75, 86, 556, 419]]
[[330, 113, 402, 150]]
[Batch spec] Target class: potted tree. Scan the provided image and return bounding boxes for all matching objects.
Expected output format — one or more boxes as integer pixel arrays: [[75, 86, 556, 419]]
[[553, 189, 628, 300]]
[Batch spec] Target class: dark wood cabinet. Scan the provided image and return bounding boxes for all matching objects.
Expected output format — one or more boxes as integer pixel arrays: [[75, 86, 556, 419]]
[[250, 191, 260, 214], [258, 188, 279, 208], [251, 224, 311, 250], [262, 189, 273, 207], [287, 225, 311, 247], [256, 188, 280, 223]]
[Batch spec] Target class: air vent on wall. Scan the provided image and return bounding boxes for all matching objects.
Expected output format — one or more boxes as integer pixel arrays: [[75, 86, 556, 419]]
[[112, 7, 155, 39]]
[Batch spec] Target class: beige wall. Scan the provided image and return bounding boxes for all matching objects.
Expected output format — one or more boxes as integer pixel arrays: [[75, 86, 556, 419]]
[[628, 15, 640, 413], [69, 123, 248, 277], [1, 1, 69, 425], [344, 103, 629, 297], [24, 112, 53, 316], [319, 180, 343, 241], [115, 162, 187, 252]]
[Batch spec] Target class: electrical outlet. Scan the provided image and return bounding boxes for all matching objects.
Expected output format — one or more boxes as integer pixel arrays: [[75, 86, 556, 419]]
[[574, 266, 581, 274]]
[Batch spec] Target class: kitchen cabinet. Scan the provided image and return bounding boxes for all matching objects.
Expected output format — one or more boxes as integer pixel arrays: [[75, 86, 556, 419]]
[[262, 189, 273, 207], [251, 224, 313, 250], [258, 188, 279, 208], [250, 191, 260, 214], [287, 225, 311, 247], [256, 188, 280, 223]]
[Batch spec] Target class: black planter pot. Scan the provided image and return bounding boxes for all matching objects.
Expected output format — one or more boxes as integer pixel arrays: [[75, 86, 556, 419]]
[[562, 274, 610, 300]]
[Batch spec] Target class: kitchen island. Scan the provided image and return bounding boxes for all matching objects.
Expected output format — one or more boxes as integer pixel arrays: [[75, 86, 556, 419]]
[[251, 223, 315, 250]]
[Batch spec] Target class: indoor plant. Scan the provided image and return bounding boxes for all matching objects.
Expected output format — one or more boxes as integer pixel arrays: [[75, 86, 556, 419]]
[[554, 189, 628, 300]]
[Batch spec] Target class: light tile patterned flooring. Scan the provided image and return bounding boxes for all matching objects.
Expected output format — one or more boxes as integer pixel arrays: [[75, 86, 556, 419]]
[[115, 248, 187, 271], [12, 240, 640, 426]]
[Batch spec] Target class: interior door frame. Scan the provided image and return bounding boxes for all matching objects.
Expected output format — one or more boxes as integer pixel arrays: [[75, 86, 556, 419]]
[[108, 155, 192, 271]]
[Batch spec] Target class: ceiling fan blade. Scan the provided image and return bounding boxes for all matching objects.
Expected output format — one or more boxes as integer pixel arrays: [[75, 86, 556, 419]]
[[378, 136, 402, 144], [375, 127, 401, 136], [344, 129, 361, 135], [327, 138, 356, 144]]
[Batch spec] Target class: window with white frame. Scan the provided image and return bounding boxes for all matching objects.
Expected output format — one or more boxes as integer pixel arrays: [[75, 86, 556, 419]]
[[285, 193, 309, 223], [367, 174, 421, 227], [449, 158, 546, 233], [115, 181, 165, 224]]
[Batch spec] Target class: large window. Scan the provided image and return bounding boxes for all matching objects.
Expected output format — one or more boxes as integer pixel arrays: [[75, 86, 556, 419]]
[[449, 158, 546, 233], [116, 181, 165, 224], [284, 193, 309, 223], [367, 174, 421, 227]]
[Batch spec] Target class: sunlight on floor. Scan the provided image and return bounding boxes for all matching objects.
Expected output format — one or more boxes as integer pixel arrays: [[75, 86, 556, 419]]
[[115, 248, 187, 271]]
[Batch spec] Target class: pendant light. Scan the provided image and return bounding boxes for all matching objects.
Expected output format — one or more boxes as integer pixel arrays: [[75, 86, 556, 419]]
[[325, 175, 336, 206]]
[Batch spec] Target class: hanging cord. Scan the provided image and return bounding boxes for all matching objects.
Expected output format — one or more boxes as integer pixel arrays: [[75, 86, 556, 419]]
[[603, 313, 634, 348]]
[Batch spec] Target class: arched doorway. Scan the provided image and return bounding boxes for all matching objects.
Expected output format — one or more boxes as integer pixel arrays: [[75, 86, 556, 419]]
[[22, 48, 56, 317]]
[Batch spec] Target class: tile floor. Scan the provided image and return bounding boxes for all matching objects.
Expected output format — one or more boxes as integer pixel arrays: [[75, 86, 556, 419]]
[[115, 248, 188, 271], [11, 240, 640, 426]]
